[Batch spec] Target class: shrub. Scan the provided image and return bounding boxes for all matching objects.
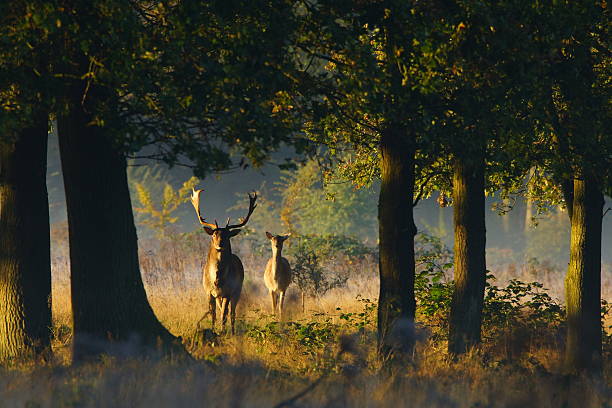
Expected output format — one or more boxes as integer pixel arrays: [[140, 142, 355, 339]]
[[483, 277, 564, 338], [414, 233, 454, 328], [288, 234, 375, 301], [413, 233, 567, 346], [338, 296, 377, 344]]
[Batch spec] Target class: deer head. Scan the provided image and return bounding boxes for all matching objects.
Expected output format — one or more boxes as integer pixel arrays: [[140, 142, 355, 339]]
[[266, 232, 291, 252], [191, 188, 258, 255]]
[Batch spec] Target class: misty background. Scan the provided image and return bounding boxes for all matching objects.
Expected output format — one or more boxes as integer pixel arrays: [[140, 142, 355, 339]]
[[46, 129, 612, 269]]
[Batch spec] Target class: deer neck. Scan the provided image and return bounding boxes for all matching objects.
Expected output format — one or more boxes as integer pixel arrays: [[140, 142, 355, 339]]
[[206, 243, 232, 274], [271, 247, 282, 275]]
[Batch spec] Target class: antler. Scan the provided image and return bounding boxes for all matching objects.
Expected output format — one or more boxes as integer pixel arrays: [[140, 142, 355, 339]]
[[190, 188, 218, 229], [226, 191, 257, 229]]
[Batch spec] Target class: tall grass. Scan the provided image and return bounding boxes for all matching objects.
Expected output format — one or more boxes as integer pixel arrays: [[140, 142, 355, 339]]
[[8, 227, 609, 407]]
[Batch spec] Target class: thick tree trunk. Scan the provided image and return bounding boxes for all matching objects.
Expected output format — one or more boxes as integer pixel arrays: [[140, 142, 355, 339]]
[[0, 112, 52, 361], [57, 88, 180, 362], [564, 173, 603, 374], [377, 127, 416, 359], [448, 151, 486, 355]]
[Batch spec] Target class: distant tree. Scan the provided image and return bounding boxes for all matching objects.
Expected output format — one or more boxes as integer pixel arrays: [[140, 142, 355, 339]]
[[524, 210, 570, 266], [134, 176, 199, 240], [279, 160, 377, 240]]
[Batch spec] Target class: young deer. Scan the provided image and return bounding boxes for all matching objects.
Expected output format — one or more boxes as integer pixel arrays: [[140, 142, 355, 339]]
[[191, 188, 257, 334], [263, 232, 292, 318]]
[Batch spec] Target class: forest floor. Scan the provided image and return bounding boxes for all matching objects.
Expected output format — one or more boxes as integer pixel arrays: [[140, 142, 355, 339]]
[[1, 241, 611, 407]]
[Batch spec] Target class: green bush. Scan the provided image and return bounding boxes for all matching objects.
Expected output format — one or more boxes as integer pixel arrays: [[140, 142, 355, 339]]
[[245, 317, 336, 357], [483, 277, 564, 340], [288, 234, 375, 299], [414, 233, 454, 325], [413, 233, 566, 343], [279, 159, 378, 240], [338, 297, 377, 331]]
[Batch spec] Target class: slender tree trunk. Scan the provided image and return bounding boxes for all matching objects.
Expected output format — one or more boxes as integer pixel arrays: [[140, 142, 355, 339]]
[[524, 195, 533, 233], [524, 167, 535, 234], [565, 173, 603, 374], [501, 198, 510, 234], [377, 126, 416, 359], [448, 151, 486, 355], [57, 87, 180, 362], [0, 112, 52, 361]]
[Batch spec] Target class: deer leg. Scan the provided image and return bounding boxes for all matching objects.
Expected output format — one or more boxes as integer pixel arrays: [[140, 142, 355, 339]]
[[230, 299, 237, 335], [279, 290, 286, 320], [270, 290, 277, 315], [221, 298, 230, 334], [209, 295, 216, 332]]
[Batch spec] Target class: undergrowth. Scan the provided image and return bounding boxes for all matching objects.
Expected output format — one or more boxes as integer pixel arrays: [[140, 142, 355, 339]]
[[6, 231, 609, 407]]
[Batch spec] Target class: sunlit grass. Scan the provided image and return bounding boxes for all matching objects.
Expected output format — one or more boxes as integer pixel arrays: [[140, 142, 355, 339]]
[[5, 237, 609, 407]]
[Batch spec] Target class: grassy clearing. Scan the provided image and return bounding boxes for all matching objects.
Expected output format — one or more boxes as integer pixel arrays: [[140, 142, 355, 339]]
[[2, 237, 610, 407]]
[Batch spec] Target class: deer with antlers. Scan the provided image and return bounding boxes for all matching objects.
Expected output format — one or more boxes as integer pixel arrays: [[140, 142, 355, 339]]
[[191, 188, 257, 334], [264, 232, 292, 319]]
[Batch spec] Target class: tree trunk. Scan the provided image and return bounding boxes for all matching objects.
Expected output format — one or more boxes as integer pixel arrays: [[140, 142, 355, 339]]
[[564, 173, 603, 374], [448, 151, 487, 355], [501, 198, 510, 234], [524, 167, 535, 234], [377, 126, 416, 359], [57, 88, 180, 362], [0, 112, 52, 362]]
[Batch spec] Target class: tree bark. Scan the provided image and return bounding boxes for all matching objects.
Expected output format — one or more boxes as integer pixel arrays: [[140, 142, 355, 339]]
[[0, 112, 52, 362], [377, 126, 416, 359], [448, 151, 487, 355], [564, 173, 603, 374], [57, 87, 180, 362]]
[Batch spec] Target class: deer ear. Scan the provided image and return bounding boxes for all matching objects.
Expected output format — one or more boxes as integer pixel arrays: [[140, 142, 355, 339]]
[[281, 233, 291, 241], [203, 226, 215, 235], [229, 229, 241, 237], [265, 231, 274, 240]]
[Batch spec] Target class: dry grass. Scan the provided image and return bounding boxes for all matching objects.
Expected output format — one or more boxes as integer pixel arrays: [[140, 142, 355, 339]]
[[2, 235, 610, 408]]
